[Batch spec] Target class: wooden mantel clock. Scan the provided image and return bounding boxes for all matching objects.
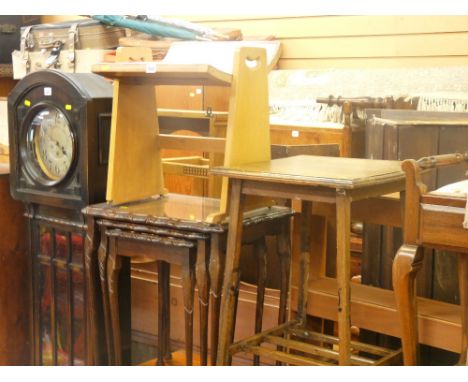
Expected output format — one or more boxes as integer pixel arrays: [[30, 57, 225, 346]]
[[8, 69, 112, 365]]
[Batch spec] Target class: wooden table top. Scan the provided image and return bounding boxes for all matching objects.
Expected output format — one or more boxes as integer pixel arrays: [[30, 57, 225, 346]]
[[212, 155, 404, 189], [84, 193, 293, 233], [92, 62, 232, 87]]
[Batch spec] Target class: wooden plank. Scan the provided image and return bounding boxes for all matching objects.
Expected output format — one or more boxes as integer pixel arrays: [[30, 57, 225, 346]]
[[293, 277, 462, 353], [106, 82, 165, 203], [213, 155, 404, 190], [374, 349, 403, 366], [157, 134, 226, 153], [278, 56, 468, 69], [420, 204, 468, 252], [229, 320, 295, 354], [164, 41, 281, 73], [247, 345, 335, 366], [158, 108, 228, 120], [279, 33, 468, 59], [218, 46, 272, 216], [168, 15, 334, 22], [155, 86, 203, 110], [92, 63, 232, 86], [264, 335, 374, 366], [288, 327, 392, 356], [180, 16, 468, 39]]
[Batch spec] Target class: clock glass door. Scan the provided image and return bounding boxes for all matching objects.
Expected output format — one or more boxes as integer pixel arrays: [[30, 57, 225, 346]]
[[24, 106, 75, 186], [36, 222, 85, 365]]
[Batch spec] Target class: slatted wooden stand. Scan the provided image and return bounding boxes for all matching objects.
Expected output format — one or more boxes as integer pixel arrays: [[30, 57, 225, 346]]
[[212, 155, 406, 366]]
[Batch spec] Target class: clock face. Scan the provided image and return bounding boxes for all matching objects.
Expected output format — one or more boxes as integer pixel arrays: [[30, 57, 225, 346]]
[[25, 106, 75, 185]]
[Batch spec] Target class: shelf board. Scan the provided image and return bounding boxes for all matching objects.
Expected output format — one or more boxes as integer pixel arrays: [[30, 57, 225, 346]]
[[92, 62, 232, 87], [292, 277, 461, 353], [230, 320, 401, 366]]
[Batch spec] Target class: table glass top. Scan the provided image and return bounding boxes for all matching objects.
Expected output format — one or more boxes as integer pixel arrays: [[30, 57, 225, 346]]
[[85, 193, 220, 226], [84, 193, 292, 230]]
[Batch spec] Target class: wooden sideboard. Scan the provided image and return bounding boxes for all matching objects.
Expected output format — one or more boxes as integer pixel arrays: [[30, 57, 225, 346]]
[[363, 109, 468, 298]]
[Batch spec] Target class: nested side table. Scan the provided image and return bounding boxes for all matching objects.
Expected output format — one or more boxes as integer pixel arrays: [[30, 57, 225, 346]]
[[213, 155, 406, 366], [83, 193, 293, 365]]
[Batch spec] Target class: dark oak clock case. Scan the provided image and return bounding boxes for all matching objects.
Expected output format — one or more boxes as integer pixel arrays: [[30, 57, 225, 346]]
[[8, 69, 112, 365], [9, 69, 112, 208]]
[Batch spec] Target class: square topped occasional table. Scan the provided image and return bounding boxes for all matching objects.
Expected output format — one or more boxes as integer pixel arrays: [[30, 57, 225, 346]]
[[212, 155, 406, 366]]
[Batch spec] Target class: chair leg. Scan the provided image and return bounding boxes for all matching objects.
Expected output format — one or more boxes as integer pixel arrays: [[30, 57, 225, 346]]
[[181, 251, 196, 365], [253, 237, 267, 366], [195, 239, 210, 366], [458, 254, 468, 366], [392, 244, 424, 366]]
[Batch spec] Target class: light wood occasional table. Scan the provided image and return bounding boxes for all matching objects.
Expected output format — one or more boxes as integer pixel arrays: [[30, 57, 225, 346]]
[[213, 155, 406, 366]]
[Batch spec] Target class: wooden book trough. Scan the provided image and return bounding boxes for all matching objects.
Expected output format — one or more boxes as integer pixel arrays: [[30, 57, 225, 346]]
[[92, 44, 276, 222]]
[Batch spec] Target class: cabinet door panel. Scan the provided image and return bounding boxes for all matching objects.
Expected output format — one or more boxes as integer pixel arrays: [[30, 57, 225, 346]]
[[156, 86, 203, 110], [203, 86, 230, 111], [437, 125, 468, 186]]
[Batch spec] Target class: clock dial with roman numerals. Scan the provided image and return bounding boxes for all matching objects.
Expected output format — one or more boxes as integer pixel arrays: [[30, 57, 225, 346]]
[[26, 107, 75, 184]]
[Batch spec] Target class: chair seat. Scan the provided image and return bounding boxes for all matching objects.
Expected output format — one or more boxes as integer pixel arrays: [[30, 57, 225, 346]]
[[431, 179, 468, 229], [432, 179, 468, 196]]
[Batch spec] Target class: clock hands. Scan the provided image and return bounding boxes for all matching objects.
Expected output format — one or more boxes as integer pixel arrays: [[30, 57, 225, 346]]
[[54, 140, 69, 158]]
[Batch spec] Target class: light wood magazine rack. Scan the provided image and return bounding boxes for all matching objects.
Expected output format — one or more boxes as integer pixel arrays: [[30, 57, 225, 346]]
[[92, 46, 273, 222], [157, 108, 228, 198]]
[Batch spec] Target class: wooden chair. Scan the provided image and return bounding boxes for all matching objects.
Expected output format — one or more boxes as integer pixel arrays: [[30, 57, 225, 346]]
[[393, 152, 468, 365]]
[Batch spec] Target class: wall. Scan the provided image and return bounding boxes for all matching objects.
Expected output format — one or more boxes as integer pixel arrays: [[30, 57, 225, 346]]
[[174, 15, 468, 69], [42, 15, 468, 69]]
